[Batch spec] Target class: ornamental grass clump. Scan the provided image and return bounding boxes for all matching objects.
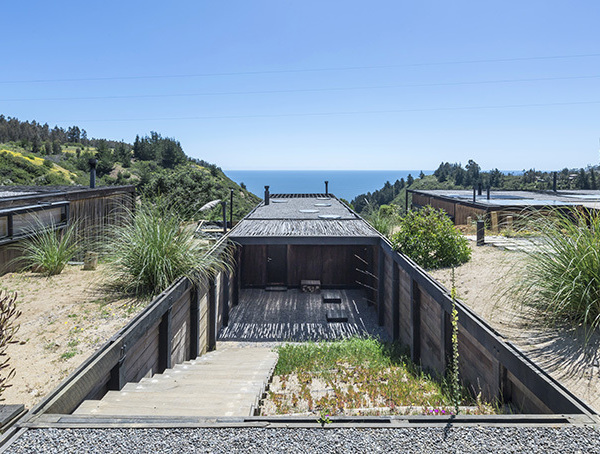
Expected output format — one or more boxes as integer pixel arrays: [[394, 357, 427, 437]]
[[106, 203, 229, 297], [390, 206, 471, 270], [515, 207, 600, 333], [17, 219, 80, 276]]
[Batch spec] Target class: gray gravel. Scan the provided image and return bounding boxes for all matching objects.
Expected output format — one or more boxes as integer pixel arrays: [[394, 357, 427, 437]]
[[5, 426, 600, 453]]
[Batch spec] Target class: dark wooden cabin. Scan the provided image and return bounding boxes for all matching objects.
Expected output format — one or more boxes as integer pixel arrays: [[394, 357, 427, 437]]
[[228, 193, 381, 290]]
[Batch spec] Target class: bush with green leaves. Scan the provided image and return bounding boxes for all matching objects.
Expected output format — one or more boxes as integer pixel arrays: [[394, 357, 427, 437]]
[[515, 208, 600, 333], [17, 220, 80, 276], [390, 206, 471, 270], [105, 203, 230, 297]]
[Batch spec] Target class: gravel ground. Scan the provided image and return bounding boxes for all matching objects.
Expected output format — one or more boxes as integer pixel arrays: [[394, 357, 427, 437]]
[[5, 427, 600, 453]]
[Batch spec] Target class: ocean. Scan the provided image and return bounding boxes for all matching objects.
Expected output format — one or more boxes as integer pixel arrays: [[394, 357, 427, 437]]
[[224, 170, 433, 202]]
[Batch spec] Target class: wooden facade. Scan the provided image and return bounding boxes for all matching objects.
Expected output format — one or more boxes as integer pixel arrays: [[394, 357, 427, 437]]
[[240, 244, 375, 288]]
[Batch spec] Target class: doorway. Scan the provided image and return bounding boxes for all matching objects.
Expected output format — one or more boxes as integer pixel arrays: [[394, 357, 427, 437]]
[[267, 245, 287, 285]]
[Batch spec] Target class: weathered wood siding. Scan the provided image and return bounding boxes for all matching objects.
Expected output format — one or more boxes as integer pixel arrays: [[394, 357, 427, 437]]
[[411, 193, 430, 208], [378, 240, 594, 416], [33, 258, 234, 415], [454, 204, 486, 225], [241, 245, 370, 288]]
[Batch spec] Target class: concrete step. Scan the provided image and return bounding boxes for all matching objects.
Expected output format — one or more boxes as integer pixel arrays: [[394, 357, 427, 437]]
[[73, 346, 278, 417]]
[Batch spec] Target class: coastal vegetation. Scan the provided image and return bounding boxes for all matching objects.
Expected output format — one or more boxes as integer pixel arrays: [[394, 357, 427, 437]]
[[105, 203, 230, 297], [390, 206, 471, 270], [515, 208, 600, 334], [17, 219, 80, 276], [0, 115, 260, 221]]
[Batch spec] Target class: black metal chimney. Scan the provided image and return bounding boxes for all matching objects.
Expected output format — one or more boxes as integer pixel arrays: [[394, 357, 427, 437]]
[[472, 186, 476, 203], [553, 172, 557, 192], [478, 182, 483, 196], [486, 186, 490, 200], [89, 158, 97, 188], [325, 180, 329, 195], [229, 189, 234, 229], [264, 185, 270, 205], [221, 201, 227, 234]]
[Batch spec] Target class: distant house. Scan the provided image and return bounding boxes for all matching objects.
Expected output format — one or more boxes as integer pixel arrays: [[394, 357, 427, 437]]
[[0, 185, 135, 274]]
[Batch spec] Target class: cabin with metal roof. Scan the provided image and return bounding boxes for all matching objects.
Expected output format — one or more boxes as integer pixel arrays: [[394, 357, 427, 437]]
[[409, 188, 600, 225]]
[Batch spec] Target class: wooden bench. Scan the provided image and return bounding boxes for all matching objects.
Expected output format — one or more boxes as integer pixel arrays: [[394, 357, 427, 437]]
[[301, 280, 321, 293]]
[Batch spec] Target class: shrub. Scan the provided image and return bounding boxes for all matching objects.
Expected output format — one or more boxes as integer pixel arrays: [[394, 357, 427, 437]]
[[515, 208, 600, 332], [18, 220, 80, 276], [105, 203, 230, 297], [0, 291, 20, 397], [390, 206, 471, 270]]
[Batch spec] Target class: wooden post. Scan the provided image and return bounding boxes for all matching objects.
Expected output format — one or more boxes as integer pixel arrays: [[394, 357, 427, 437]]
[[190, 284, 200, 359], [491, 211, 499, 233], [476, 220, 485, 246], [158, 306, 173, 372], [223, 272, 230, 327], [207, 278, 217, 352], [377, 248, 385, 327], [108, 343, 127, 390], [411, 279, 421, 363], [506, 215, 513, 230], [392, 264, 400, 340]]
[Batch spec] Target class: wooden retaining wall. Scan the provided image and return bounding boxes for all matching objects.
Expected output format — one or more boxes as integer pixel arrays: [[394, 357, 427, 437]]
[[31, 261, 235, 416], [376, 239, 594, 416], [0, 186, 135, 273]]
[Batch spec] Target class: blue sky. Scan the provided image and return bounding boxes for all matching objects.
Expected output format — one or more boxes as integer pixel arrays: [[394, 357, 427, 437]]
[[2, 1, 600, 171]]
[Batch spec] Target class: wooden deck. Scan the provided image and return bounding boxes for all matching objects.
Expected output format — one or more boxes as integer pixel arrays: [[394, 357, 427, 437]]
[[218, 289, 389, 342]]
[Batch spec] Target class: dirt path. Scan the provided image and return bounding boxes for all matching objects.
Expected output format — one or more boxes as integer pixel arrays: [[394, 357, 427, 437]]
[[0, 264, 144, 410], [429, 241, 600, 413]]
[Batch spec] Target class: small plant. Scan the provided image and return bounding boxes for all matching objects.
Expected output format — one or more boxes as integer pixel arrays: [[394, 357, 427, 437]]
[[390, 206, 471, 270], [0, 291, 21, 398], [449, 268, 460, 415], [17, 219, 80, 276], [316, 409, 332, 427]]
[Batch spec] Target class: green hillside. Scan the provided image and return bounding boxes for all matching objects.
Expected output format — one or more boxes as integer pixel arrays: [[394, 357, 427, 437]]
[[0, 117, 259, 220]]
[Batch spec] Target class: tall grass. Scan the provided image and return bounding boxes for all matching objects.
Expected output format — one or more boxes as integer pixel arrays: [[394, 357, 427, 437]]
[[17, 220, 80, 276], [105, 203, 230, 297], [516, 208, 600, 333]]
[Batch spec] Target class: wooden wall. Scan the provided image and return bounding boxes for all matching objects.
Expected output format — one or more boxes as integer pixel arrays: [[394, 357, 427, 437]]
[[376, 240, 594, 416], [241, 244, 374, 288], [33, 265, 235, 415]]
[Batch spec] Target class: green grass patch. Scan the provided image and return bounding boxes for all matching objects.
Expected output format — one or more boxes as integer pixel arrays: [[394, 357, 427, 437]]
[[266, 338, 495, 416]]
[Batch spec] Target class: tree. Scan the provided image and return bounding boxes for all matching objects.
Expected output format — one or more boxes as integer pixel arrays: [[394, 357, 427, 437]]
[[67, 126, 81, 143], [31, 136, 41, 153], [406, 174, 414, 187], [44, 141, 52, 155], [115, 143, 131, 168], [95, 140, 114, 177], [465, 159, 480, 186], [52, 140, 61, 155]]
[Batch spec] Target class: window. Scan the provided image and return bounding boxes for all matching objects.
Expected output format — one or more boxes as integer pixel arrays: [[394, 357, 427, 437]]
[[0, 201, 69, 245]]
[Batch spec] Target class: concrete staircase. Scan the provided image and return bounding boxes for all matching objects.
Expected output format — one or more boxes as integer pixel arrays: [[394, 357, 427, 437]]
[[73, 345, 278, 417]]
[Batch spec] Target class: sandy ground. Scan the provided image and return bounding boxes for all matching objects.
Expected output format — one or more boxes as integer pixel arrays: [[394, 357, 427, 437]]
[[429, 241, 600, 413], [0, 264, 144, 410]]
